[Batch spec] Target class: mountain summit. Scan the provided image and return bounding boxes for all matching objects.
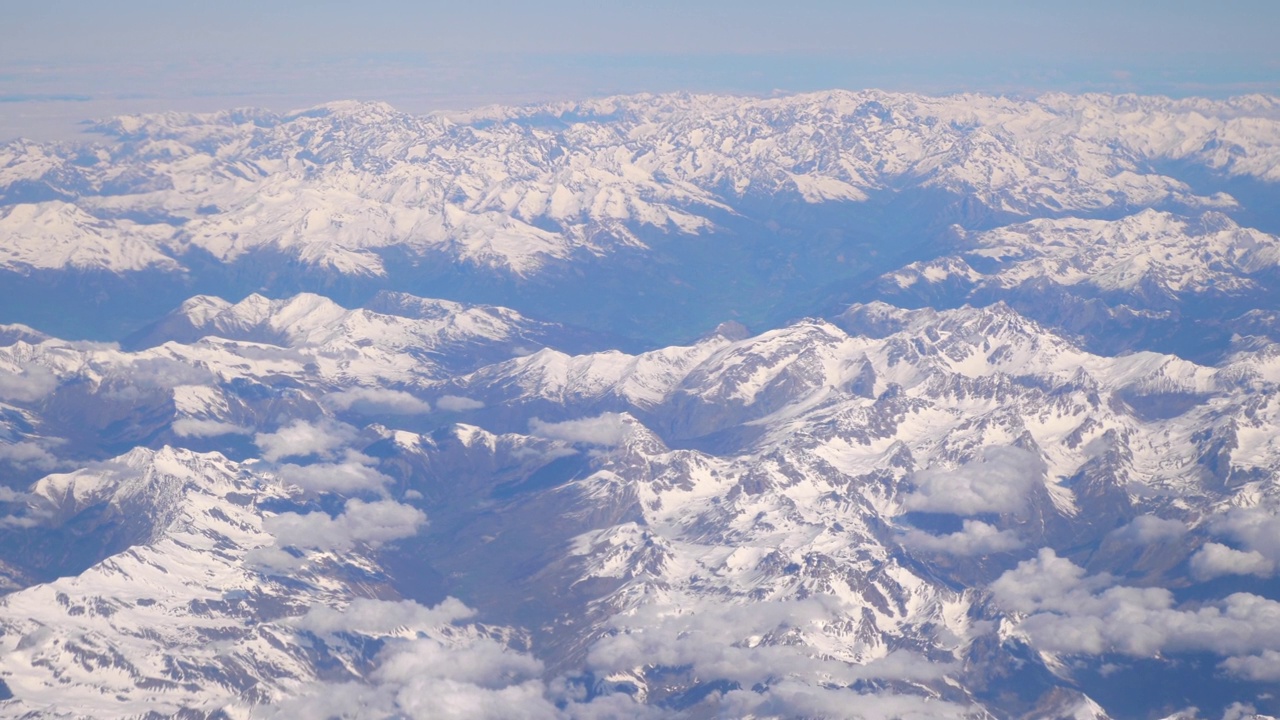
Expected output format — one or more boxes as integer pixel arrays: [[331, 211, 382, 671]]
[[1, 90, 1279, 719]]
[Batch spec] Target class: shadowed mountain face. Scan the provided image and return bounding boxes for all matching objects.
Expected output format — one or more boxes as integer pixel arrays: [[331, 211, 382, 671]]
[[4, 90, 1280, 354], [0, 91, 1279, 719]]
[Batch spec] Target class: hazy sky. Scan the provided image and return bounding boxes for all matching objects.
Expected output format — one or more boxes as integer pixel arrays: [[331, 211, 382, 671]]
[[4, 1, 1279, 139]]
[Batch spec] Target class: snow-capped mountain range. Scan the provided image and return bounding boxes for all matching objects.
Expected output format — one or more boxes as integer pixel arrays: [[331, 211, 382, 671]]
[[2, 91, 1277, 278], [1, 90, 1279, 719]]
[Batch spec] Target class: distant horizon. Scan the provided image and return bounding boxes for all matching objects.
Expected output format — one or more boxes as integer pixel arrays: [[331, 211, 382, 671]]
[[5, 52, 1280, 143], [5, 1, 1279, 141]]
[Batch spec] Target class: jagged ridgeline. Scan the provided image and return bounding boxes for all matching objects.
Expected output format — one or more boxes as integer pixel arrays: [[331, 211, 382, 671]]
[[0, 91, 1279, 719], [3, 91, 1280, 356]]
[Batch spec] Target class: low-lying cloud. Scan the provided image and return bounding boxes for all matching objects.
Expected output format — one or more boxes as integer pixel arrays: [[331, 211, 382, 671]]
[[0, 364, 58, 403], [899, 520, 1024, 556], [436, 394, 485, 412], [902, 446, 1044, 515], [1219, 650, 1280, 682], [265, 498, 425, 552], [0, 440, 60, 471], [254, 418, 359, 462], [991, 548, 1280, 680], [118, 357, 215, 392], [1108, 514, 1187, 544], [290, 597, 475, 636], [529, 413, 630, 447], [252, 498, 426, 572], [323, 387, 431, 415], [585, 596, 967, 718], [266, 596, 567, 720], [1191, 542, 1275, 580], [1196, 508, 1280, 579], [588, 596, 958, 687], [172, 418, 250, 438], [274, 452, 394, 494], [716, 680, 972, 720]]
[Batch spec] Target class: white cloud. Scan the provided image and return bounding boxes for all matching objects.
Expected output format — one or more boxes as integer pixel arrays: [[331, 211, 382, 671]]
[[581, 596, 967, 718], [264, 498, 426, 554], [324, 387, 431, 415], [529, 413, 630, 447], [376, 636, 545, 692], [0, 514, 46, 529], [587, 597, 956, 689], [224, 343, 307, 361], [899, 520, 1024, 556], [274, 453, 393, 493], [65, 340, 119, 352], [272, 653, 558, 720], [244, 546, 304, 572], [991, 549, 1280, 663], [717, 680, 973, 720], [0, 481, 42, 527], [266, 682, 396, 719], [1222, 703, 1264, 720], [1175, 508, 1280, 582], [0, 364, 58, 402], [902, 446, 1044, 515], [1191, 542, 1276, 580], [291, 597, 474, 636], [437, 395, 485, 412], [252, 498, 426, 571], [844, 649, 961, 683], [172, 418, 249, 437], [254, 418, 359, 462], [265, 598, 561, 720], [989, 549, 1113, 615], [0, 441, 59, 470], [561, 693, 667, 720], [0, 486, 28, 503], [1208, 508, 1280, 564], [1219, 650, 1280, 682], [1109, 514, 1187, 544], [116, 357, 214, 392], [586, 597, 832, 680]]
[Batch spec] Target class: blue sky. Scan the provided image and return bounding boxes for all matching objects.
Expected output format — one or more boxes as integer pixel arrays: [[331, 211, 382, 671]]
[[3, 1, 1279, 139]]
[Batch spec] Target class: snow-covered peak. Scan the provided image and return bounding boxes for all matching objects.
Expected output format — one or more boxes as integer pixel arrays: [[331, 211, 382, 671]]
[[284, 99, 402, 122], [23, 446, 257, 541], [174, 295, 232, 325], [4, 89, 1280, 718], [0, 201, 180, 273], [4, 90, 1279, 277], [964, 209, 1280, 295], [139, 291, 557, 370], [0, 323, 49, 346], [458, 334, 732, 409]]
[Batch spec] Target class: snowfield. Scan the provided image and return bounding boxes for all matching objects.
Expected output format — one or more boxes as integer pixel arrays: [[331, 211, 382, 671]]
[[1, 90, 1279, 719]]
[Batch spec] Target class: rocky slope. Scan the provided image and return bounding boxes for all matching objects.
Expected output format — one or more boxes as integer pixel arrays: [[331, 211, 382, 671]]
[[3, 90, 1279, 349], [1, 292, 1279, 716], [1, 89, 1279, 719]]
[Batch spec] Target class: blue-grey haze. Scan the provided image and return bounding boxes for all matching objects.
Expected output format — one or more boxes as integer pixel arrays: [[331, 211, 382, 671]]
[[3, 2, 1279, 137]]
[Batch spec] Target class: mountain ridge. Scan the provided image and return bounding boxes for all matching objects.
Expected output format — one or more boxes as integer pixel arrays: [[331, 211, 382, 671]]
[[1, 89, 1280, 718]]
